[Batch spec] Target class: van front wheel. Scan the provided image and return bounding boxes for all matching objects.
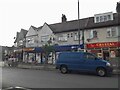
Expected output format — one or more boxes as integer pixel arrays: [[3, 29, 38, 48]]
[[60, 66, 68, 74], [97, 68, 106, 77]]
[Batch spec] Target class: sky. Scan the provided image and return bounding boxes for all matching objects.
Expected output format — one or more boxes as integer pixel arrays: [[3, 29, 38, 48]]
[[0, 0, 119, 47]]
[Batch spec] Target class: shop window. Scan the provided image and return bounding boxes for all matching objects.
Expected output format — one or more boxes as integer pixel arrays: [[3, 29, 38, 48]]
[[116, 49, 120, 57], [110, 50, 116, 58]]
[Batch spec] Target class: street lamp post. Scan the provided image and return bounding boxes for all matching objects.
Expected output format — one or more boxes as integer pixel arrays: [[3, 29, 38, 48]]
[[78, 0, 80, 46], [78, 0, 84, 50]]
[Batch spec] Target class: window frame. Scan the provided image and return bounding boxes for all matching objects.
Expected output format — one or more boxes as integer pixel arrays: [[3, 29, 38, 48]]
[[74, 32, 79, 41], [89, 30, 98, 39], [106, 27, 118, 37], [74, 32, 82, 41], [41, 35, 49, 43], [94, 13, 113, 23], [58, 34, 68, 42]]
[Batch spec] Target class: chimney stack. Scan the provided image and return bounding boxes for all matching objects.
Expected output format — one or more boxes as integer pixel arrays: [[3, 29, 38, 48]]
[[62, 14, 67, 22], [116, 2, 120, 13]]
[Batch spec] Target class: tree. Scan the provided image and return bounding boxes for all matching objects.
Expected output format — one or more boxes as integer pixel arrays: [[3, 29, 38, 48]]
[[42, 43, 54, 64]]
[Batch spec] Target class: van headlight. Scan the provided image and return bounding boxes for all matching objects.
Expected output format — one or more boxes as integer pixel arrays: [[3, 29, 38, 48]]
[[106, 62, 111, 66]]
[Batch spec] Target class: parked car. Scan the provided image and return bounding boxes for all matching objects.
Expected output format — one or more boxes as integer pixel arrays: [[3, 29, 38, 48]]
[[56, 52, 113, 77]]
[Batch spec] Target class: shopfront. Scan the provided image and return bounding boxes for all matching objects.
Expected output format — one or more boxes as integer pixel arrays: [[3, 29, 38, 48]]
[[14, 48, 23, 62], [23, 47, 43, 63], [86, 42, 120, 60], [17, 44, 84, 64]]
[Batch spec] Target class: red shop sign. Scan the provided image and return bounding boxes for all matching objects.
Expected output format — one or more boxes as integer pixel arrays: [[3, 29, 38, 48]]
[[86, 42, 120, 48]]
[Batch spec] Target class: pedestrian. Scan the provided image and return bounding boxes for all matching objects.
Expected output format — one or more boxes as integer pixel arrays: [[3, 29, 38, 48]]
[[8, 56, 13, 67], [31, 56, 35, 64]]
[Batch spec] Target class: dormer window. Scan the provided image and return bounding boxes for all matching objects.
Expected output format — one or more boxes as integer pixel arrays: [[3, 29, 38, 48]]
[[100, 16, 103, 22], [94, 12, 113, 23], [107, 15, 111, 20], [96, 17, 99, 23], [103, 16, 107, 21]]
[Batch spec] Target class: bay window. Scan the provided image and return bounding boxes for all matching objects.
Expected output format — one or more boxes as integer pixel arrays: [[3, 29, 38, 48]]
[[41, 35, 49, 42]]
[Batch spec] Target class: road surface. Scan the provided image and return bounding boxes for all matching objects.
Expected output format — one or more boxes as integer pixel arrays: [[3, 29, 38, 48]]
[[2, 67, 119, 89]]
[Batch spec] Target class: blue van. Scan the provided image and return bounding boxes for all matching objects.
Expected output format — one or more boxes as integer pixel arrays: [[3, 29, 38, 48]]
[[56, 52, 113, 76]]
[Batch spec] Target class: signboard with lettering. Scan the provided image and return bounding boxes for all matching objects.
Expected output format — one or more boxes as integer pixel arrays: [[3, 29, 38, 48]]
[[86, 42, 120, 48], [23, 48, 35, 52]]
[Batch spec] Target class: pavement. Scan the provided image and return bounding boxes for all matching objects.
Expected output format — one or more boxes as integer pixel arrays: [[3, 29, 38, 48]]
[[1, 61, 120, 75], [17, 63, 56, 71]]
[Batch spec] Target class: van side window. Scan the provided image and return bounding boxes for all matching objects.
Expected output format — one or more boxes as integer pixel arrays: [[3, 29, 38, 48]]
[[65, 53, 81, 60], [84, 53, 96, 60]]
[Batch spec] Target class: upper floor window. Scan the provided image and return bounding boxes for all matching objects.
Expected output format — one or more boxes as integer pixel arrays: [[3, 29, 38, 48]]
[[71, 33, 73, 37], [74, 32, 78, 40], [107, 27, 118, 37], [89, 30, 98, 39], [67, 34, 69, 38], [74, 32, 82, 41], [19, 40, 23, 43], [19, 40, 23, 46], [58, 34, 67, 42], [41, 35, 49, 42], [27, 38, 34, 44], [67, 33, 73, 38]]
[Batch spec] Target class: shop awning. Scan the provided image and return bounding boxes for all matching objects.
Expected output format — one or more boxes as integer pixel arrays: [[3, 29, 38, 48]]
[[23, 47, 42, 53], [34, 47, 43, 53], [21, 44, 84, 53]]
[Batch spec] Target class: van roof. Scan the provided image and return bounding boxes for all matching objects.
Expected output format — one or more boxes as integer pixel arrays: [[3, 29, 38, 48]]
[[60, 51, 85, 54]]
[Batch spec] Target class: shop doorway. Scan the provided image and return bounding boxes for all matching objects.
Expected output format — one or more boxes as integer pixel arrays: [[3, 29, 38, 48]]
[[103, 51, 109, 60]]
